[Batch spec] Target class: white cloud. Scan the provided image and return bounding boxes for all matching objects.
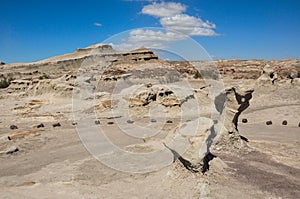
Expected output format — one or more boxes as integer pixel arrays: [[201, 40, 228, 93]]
[[129, 29, 186, 42], [142, 2, 186, 17], [114, 1, 218, 51], [94, 22, 102, 27], [113, 29, 187, 51], [160, 14, 217, 36]]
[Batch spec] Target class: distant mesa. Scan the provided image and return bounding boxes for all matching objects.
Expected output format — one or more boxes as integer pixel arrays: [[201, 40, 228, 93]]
[[0, 62, 5, 65], [75, 43, 159, 63], [76, 44, 114, 53], [42, 43, 159, 66]]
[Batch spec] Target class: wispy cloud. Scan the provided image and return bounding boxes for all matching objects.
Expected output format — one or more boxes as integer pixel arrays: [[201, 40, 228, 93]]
[[94, 22, 102, 27]]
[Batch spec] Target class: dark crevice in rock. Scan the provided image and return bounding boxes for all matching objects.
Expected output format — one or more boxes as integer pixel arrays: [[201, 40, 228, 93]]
[[202, 152, 217, 173], [240, 135, 249, 142], [232, 88, 253, 131]]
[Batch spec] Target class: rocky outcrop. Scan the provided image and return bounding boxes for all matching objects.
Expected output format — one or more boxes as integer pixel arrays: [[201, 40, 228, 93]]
[[94, 92, 112, 110], [216, 60, 264, 79], [125, 83, 255, 172], [178, 118, 214, 172], [177, 87, 254, 172], [76, 44, 114, 53], [27, 73, 76, 97], [1, 44, 159, 84], [114, 48, 158, 64], [8, 80, 32, 93], [129, 85, 193, 108], [257, 65, 278, 85], [215, 59, 300, 80]]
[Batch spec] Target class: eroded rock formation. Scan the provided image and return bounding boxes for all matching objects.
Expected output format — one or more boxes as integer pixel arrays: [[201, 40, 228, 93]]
[[178, 87, 254, 172], [257, 65, 278, 85], [214, 87, 254, 150], [129, 85, 191, 107]]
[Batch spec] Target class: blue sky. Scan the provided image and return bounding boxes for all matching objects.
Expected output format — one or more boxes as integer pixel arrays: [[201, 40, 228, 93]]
[[1, 0, 300, 63]]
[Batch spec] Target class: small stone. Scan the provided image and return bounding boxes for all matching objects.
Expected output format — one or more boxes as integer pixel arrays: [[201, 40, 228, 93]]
[[282, 120, 287, 125], [166, 120, 173, 124], [150, 119, 157, 123], [107, 121, 114, 125], [146, 83, 152, 88], [52, 123, 61, 127], [266, 121, 272, 125], [298, 122, 300, 127], [127, 120, 134, 124], [242, 118, 248, 123], [95, 120, 100, 125], [37, 123, 44, 128], [6, 147, 19, 154], [72, 122, 77, 125], [10, 125, 18, 130]]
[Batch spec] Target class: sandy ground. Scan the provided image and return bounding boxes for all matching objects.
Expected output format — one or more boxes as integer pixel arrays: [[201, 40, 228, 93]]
[[0, 99, 299, 198]]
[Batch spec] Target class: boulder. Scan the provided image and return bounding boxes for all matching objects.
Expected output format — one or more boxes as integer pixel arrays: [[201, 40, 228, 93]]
[[178, 118, 214, 172], [257, 65, 277, 85], [168, 86, 254, 172]]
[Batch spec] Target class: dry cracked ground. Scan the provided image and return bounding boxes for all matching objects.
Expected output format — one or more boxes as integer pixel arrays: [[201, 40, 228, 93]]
[[0, 44, 299, 198]]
